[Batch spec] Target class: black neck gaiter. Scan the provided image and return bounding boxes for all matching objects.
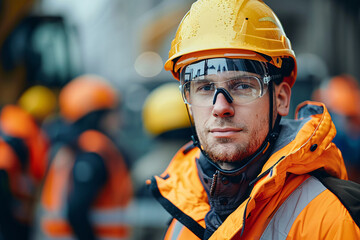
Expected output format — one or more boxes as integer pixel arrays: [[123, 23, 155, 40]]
[[196, 148, 272, 239]]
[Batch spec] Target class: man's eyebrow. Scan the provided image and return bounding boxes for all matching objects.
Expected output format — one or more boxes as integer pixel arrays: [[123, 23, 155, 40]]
[[192, 72, 261, 82], [228, 72, 262, 79], [192, 77, 212, 82]]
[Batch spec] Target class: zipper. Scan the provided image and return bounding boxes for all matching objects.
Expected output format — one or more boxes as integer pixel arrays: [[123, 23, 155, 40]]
[[240, 156, 286, 238], [210, 170, 219, 197]]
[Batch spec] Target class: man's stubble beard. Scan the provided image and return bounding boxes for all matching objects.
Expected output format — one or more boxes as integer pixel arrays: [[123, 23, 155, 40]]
[[197, 121, 266, 163], [192, 95, 274, 164]]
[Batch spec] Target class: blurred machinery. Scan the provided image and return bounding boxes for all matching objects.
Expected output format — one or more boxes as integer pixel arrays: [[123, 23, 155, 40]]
[[0, 0, 80, 105]]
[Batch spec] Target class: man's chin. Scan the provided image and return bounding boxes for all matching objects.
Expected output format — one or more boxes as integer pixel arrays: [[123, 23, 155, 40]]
[[203, 141, 253, 162], [205, 148, 243, 163]]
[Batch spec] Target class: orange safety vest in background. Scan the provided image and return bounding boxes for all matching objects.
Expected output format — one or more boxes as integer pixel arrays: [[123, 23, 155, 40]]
[[0, 105, 49, 224], [39, 130, 133, 240], [149, 101, 360, 240]]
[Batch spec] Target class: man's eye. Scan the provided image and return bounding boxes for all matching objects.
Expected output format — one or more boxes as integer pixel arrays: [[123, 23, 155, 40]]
[[234, 83, 252, 90], [195, 83, 215, 92], [230, 77, 259, 91]]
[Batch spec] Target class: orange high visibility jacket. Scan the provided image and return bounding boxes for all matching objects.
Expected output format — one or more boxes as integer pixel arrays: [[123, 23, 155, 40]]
[[39, 130, 133, 240], [0, 105, 49, 223], [148, 101, 360, 240]]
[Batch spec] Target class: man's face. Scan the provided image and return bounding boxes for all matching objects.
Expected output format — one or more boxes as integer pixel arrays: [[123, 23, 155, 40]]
[[190, 71, 271, 163]]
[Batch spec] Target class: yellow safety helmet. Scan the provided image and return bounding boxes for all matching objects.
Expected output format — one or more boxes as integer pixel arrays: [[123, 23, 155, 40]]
[[59, 75, 118, 123], [18, 85, 57, 122], [165, 0, 297, 87], [142, 82, 191, 136]]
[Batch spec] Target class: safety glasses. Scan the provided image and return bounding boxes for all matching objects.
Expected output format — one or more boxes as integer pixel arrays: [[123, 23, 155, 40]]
[[180, 58, 274, 107]]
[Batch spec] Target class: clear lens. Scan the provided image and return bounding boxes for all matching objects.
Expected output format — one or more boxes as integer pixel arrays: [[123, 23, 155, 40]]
[[181, 75, 267, 106], [180, 58, 270, 107]]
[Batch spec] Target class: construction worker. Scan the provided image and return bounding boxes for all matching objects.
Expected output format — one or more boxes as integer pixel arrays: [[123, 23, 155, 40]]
[[131, 82, 193, 240], [36, 75, 133, 240], [147, 0, 360, 239], [132, 82, 192, 196], [314, 74, 360, 183], [0, 87, 52, 239]]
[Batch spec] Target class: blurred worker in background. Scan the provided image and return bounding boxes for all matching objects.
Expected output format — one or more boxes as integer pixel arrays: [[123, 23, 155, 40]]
[[35, 75, 133, 240], [313, 74, 360, 183], [147, 0, 360, 239], [0, 85, 53, 239], [132, 82, 192, 196], [131, 82, 192, 240]]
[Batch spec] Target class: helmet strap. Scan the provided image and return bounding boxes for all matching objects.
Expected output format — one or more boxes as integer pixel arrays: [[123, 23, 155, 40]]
[[267, 80, 281, 142], [184, 104, 202, 149]]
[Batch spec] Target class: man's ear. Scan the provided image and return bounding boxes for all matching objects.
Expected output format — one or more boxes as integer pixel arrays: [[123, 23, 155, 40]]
[[275, 82, 291, 116]]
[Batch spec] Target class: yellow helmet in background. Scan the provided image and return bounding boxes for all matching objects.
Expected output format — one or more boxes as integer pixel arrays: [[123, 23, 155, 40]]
[[18, 85, 57, 122], [59, 74, 118, 123], [165, 0, 297, 87], [142, 82, 191, 136]]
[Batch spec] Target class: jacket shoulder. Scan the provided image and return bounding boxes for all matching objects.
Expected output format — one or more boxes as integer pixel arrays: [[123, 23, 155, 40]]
[[283, 174, 360, 239], [312, 170, 360, 228]]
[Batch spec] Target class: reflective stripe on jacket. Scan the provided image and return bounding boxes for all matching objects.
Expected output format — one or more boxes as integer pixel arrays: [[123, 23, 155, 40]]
[[39, 130, 133, 240], [149, 101, 360, 240]]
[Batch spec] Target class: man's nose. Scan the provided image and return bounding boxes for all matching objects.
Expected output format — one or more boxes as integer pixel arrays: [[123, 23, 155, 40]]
[[212, 91, 235, 117]]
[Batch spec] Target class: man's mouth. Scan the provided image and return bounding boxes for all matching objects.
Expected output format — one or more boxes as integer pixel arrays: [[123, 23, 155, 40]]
[[210, 127, 242, 137]]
